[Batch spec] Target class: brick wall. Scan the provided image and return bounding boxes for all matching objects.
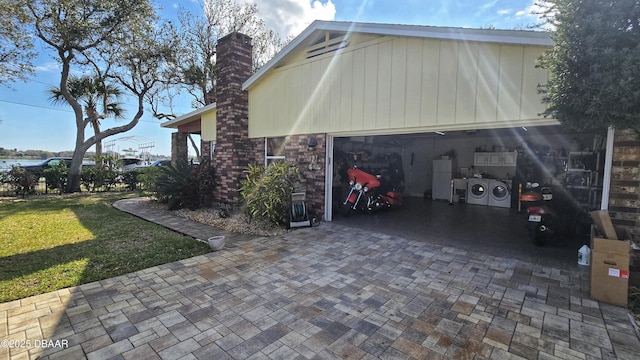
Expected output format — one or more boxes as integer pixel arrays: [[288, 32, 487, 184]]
[[213, 32, 254, 204], [171, 132, 188, 165], [236, 134, 326, 218], [201, 140, 212, 162], [608, 129, 640, 282], [282, 134, 327, 218]]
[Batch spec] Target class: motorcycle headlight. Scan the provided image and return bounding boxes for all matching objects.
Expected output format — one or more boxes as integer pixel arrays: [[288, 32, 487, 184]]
[[349, 180, 354, 186], [363, 186, 369, 192], [355, 182, 363, 191]]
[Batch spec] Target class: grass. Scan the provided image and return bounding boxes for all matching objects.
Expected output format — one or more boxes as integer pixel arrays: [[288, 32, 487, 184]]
[[0, 193, 210, 303]]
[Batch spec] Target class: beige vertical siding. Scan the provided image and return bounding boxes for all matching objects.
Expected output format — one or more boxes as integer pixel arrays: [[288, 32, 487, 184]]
[[201, 109, 217, 141], [248, 36, 551, 138]]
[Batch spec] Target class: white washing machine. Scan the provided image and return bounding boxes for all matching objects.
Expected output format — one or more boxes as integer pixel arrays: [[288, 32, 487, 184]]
[[488, 179, 511, 208], [466, 178, 489, 205]]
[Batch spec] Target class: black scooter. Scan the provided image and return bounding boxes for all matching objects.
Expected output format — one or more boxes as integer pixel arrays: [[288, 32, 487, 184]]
[[519, 183, 561, 246]]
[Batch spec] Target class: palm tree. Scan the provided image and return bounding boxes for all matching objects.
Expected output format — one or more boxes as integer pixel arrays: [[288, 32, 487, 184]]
[[48, 76, 125, 160]]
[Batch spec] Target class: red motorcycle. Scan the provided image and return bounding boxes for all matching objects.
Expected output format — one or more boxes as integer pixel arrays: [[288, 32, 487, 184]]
[[342, 166, 403, 216]]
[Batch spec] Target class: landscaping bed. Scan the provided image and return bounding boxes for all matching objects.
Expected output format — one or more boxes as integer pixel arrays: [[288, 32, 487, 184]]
[[142, 197, 288, 237]]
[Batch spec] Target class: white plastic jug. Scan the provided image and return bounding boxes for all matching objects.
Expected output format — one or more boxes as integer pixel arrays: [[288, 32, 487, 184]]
[[578, 245, 590, 266]]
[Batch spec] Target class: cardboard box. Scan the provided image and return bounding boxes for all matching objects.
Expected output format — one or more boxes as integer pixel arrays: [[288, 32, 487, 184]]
[[589, 225, 631, 306], [590, 210, 618, 240]]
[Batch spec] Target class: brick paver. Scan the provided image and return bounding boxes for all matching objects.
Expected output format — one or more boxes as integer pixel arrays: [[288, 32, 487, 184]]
[[0, 198, 639, 359]]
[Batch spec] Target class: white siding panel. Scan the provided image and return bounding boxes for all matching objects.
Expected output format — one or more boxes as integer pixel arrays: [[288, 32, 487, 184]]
[[420, 39, 440, 126], [201, 110, 217, 141], [300, 62, 315, 134], [271, 72, 287, 133], [310, 58, 329, 133], [376, 41, 392, 129], [437, 41, 458, 126], [521, 47, 547, 120], [248, 74, 272, 137], [475, 44, 500, 123], [329, 53, 342, 131], [339, 51, 353, 131], [292, 63, 312, 134], [404, 38, 423, 128], [351, 48, 366, 130], [292, 66, 304, 132], [247, 35, 552, 138], [455, 42, 478, 124], [363, 45, 378, 129], [390, 38, 407, 129], [497, 46, 524, 121]]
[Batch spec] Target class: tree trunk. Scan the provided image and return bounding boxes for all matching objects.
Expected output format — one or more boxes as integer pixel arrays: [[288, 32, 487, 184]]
[[92, 120, 102, 161], [66, 150, 85, 193], [66, 124, 87, 193], [187, 133, 201, 161]]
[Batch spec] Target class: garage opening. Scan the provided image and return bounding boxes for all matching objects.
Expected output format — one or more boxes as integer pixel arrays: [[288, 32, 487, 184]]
[[329, 126, 607, 266]]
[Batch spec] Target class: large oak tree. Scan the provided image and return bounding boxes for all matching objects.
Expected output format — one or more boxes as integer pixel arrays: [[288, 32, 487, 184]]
[[25, 0, 181, 191], [0, 0, 35, 84], [177, 0, 286, 108]]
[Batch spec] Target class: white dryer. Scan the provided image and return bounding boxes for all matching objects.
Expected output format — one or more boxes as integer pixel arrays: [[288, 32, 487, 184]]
[[488, 179, 511, 208], [467, 178, 489, 205]]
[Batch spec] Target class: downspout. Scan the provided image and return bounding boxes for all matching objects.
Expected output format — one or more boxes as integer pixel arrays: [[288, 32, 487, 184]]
[[600, 126, 615, 210]]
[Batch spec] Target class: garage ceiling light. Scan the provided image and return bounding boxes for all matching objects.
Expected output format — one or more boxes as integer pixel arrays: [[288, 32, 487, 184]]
[[435, 131, 445, 136]]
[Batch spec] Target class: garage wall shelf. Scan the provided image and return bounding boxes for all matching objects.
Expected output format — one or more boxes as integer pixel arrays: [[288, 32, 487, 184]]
[[474, 151, 517, 167], [565, 151, 602, 209]]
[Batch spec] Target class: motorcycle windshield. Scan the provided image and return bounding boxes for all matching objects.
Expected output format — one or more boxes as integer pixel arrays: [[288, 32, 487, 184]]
[[347, 168, 381, 188]]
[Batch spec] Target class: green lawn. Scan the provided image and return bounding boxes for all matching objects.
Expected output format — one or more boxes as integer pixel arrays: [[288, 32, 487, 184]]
[[0, 193, 210, 303]]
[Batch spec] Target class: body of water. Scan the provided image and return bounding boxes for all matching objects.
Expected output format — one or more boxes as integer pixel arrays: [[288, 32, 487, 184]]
[[0, 159, 44, 171]]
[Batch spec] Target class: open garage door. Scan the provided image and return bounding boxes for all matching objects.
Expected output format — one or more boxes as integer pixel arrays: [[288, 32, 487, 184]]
[[327, 125, 609, 265], [329, 126, 607, 215]]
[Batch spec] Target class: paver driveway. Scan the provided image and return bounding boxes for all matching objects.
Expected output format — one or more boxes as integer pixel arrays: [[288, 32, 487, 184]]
[[1, 205, 639, 359]]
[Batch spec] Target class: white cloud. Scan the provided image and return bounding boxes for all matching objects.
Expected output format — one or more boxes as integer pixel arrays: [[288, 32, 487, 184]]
[[515, 1, 551, 19], [480, 0, 498, 11], [497, 9, 511, 15], [35, 62, 60, 72], [513, 1, 554, 29], [254, 0, 336, 39]]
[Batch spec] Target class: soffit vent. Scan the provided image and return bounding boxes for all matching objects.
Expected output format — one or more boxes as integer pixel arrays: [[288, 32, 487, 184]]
[[306, 31, 349, 59]]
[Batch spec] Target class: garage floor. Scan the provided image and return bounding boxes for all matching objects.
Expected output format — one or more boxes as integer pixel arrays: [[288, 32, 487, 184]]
[[333, 197, 589, 270]]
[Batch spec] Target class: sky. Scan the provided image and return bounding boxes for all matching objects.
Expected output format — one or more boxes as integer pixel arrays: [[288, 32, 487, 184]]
[[0, 0, 546, 157]]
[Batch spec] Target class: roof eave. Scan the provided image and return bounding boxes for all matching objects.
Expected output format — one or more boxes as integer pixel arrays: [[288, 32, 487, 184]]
[[161, 102, 217, 129]]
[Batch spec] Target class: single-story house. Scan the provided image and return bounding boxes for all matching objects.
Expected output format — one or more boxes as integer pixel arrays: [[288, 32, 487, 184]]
[[162, 21, 640, 241]]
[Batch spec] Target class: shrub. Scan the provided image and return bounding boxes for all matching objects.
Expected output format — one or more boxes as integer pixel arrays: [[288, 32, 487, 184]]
[[239, 162, 302, 226], [154, 159, 215, 210], [43, 162, 68, 194], [137, 166, 162, 191], [121, 170, 139, 191], [6, 166, 37, 198], [81, 166, 118, 192]]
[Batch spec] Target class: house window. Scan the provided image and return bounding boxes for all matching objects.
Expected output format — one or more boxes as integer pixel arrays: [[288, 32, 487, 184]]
[[265, 137, 286, 166]]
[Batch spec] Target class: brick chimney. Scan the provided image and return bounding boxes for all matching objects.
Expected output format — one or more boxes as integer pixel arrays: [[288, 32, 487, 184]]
[[213, 32, 253, 204]]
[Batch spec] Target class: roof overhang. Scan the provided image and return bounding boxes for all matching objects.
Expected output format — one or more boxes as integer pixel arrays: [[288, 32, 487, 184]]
[[243, 20, 554, 91], [161, 102, 217, 129]]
